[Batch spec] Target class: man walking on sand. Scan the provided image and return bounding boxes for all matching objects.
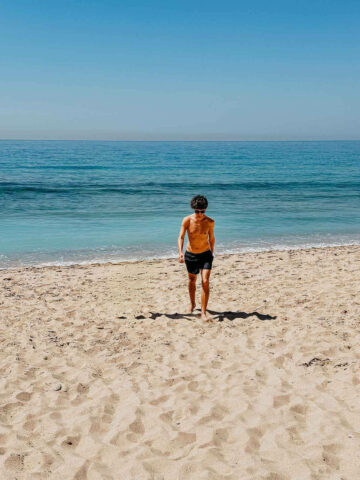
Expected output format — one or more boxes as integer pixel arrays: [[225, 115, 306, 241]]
[[178, 195, 215, 321]]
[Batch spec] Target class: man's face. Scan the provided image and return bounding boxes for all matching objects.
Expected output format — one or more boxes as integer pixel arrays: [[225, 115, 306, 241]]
[[194, 208, 206, 217]]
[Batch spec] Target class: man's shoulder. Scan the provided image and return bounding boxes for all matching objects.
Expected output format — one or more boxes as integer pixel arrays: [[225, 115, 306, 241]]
[[182, 215, 191, 224], [206, 216, 215, 223]]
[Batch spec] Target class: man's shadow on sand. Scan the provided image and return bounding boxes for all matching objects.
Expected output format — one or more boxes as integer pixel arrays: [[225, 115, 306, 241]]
[[147, 310, 276, 322]]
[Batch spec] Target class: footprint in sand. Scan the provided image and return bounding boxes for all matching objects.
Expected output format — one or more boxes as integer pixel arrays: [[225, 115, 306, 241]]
[[322, 443, 341, 470], [245, 426, 265, 453], [285, 425, 303, 445], [149, 395, 169, 406], [4, 453, 25, 472], [273, 394, 290, 408], [16, 392, 32, 402], [203, 405, 228, 421], [73, 460, 90, 480], [61, 435, 80, 448], [170, 432, 196, 449], [159, 410, 174, 424], [23, 418, 37, 431], [187, 380, 199, 392], [76, 383, 89, 394], [264, 473, 289, 480], [129, 416, 145, 435], [273, 356, 285, 368], [290, 403, 307, 415]]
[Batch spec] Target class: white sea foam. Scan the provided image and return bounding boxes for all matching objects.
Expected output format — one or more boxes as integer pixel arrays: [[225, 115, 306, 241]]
[[2, 235, 360, 270]]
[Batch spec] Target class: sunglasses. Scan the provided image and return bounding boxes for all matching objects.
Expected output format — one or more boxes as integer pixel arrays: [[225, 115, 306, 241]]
[[194, 209, 206, 214]]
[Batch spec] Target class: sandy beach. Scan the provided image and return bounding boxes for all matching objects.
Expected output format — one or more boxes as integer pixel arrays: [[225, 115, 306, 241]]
[[0, 245, 360, 479]]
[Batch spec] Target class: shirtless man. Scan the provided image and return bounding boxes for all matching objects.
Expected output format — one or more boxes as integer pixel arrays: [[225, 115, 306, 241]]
[[178, 195, 215, 321]]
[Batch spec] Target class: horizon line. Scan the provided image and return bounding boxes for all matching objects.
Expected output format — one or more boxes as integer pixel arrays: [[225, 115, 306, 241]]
[[1, 138, 360, 142]]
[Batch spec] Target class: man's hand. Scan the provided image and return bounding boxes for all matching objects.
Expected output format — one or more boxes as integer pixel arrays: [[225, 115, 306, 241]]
[[179, 253, 184, 263]]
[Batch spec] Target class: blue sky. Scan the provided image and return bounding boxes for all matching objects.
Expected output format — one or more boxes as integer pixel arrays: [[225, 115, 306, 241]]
[[1, 1, 359, 140]]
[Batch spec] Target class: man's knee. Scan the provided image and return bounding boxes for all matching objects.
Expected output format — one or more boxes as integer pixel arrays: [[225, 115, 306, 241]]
[[188, 274, 197, 285], [202, 278, 210, 288]]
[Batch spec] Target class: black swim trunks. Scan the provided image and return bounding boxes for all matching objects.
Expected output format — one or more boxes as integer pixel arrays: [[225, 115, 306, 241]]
[[184, 249, 214, 275]]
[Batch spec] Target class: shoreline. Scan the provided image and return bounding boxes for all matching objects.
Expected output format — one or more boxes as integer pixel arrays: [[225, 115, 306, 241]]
[[2, 240, 360, 272], [1, 241, 360, 272]]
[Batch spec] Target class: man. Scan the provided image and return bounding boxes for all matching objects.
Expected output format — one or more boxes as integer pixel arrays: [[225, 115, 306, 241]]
[[178, 195, 215, 322]]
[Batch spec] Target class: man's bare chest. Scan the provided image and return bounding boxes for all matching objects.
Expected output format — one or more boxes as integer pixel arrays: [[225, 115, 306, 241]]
[[188, 221, 209, 236]]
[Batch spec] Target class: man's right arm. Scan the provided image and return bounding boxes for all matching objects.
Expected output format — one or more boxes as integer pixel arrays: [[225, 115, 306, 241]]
[[178, 218, 188, 262]]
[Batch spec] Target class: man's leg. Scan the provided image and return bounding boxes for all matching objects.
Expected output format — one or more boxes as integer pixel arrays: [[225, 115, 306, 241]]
[[200, 269, 212, 321], [188, 273, 197, 313]]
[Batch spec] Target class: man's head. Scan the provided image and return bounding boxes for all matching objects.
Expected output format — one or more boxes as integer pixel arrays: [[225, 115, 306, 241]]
[[190, 195, 208, 215]]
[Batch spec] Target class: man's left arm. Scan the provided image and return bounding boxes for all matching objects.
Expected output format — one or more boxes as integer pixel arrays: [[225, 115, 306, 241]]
[[208, 220, 215, 254]]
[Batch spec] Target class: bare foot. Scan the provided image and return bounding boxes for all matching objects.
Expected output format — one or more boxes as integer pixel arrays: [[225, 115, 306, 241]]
[[188, 303, 196, 314], [201, 310, 213, 322]]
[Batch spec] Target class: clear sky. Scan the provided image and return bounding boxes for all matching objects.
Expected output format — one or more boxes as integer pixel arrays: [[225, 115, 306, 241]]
[[1, 1, 359, 140]]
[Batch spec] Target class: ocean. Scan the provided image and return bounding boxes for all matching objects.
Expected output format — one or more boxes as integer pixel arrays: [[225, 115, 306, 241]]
[[1, 140, 359, 269]]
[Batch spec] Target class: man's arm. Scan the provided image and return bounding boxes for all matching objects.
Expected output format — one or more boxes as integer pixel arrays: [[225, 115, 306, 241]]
[[178, 218, 188, 262], [208, 219, 215, 254]]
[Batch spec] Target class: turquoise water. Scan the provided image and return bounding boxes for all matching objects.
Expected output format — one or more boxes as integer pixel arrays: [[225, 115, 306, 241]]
[[1, 140, 360, 268]]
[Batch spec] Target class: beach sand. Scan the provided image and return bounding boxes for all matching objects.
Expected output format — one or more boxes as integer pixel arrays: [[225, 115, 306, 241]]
[[0, 245, 360, 479]]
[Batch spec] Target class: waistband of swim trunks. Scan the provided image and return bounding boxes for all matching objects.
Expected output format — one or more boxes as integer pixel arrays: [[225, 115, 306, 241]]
[[185, 249, 212, 256]]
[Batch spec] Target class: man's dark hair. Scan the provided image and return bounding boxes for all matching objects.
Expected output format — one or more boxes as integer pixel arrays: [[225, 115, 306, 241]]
[[190, 195, 208, 210]]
